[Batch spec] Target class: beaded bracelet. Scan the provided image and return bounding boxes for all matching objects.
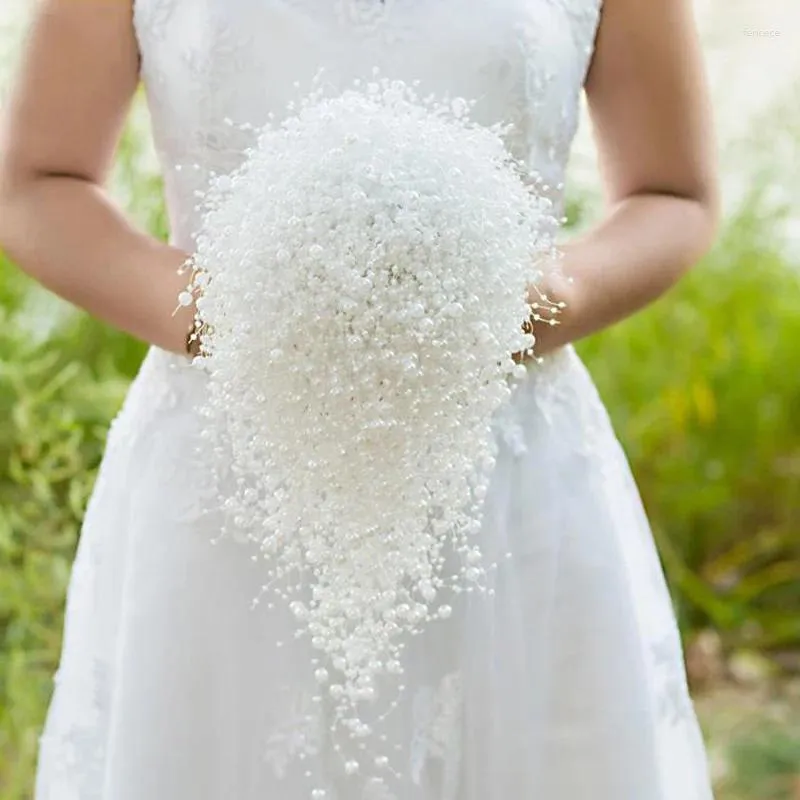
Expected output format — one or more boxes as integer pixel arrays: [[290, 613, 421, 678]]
[[173, 254, 209, 359], [185, 320, 206, 358]]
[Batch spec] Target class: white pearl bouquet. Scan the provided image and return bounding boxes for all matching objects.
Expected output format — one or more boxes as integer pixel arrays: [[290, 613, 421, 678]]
[[185, 75, 560, 774]]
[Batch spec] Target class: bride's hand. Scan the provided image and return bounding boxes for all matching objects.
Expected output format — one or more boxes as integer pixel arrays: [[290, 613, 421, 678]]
[[512, 265, 575, 364], [161, 251, 205, 358]]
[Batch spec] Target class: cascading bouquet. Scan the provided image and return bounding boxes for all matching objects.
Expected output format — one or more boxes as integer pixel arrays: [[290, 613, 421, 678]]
[[183, 74, 561, 777]]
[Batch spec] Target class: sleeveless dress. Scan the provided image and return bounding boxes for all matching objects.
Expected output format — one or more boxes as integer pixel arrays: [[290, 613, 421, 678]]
[[34, 1, 716, 798]]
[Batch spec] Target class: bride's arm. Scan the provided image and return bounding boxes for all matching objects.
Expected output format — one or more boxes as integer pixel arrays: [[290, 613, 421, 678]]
[[530, 0, 720, 356], [0, 0, 193, 355]]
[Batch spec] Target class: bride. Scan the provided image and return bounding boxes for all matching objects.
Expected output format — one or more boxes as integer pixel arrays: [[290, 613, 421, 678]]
[[0, 0, 719, 798]]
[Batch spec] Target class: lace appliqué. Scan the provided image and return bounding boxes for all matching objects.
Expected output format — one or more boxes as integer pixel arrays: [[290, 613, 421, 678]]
[[410, 671, 464, 799], [132, 0, 179, 46], [264, 689, 324, 779], [37, 666, 109, 800], [527, 348, 608, 456], [261, 688, 404, 800], [333, 0, 394, 36], [36, 569, 111, 800], [651, 632, 696, 726], [552, 0, 605, 76]]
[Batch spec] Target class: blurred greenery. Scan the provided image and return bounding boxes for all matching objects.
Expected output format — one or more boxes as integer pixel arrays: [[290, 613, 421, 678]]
[[729, 722, 800, 800], [697, 685, 800, 799], [1, 96, 799, 797]]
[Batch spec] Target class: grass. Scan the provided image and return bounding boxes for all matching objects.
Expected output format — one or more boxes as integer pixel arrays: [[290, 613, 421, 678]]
[[698, 682, 800, 799]]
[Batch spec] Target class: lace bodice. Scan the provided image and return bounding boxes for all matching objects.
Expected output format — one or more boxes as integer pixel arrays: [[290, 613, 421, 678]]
[[133, 0, 602, 247]]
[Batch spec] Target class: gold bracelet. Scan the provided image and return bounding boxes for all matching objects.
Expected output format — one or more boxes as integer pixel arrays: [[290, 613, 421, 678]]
[[185, 318, 208, 358], [176, 254, 210, 359]]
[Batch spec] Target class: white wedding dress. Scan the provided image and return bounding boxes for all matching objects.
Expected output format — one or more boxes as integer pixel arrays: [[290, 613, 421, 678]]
[[35, 0, 716, 798]]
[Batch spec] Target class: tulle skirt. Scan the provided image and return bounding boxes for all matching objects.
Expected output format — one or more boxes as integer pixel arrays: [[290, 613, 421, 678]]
[[35, 344, 714, 800]]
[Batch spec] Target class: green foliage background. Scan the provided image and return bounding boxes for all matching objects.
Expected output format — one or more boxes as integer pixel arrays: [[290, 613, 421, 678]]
[[1, 94, 799, 797]]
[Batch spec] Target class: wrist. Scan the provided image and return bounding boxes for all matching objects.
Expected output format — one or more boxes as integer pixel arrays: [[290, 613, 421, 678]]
[[150, 248, 199, 357], [520, 261, 580, 360]]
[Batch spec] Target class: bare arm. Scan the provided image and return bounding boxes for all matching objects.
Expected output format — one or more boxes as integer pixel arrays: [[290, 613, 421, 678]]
[[0, 0, 193, 355], [529, 0, 720, 355]]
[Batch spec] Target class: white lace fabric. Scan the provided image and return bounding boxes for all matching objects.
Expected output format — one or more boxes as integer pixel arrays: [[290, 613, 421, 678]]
[[34, 1, 715, 798]]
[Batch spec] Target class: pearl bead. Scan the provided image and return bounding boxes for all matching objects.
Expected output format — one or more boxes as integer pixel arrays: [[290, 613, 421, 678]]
[[314, 668, 329, 684]]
